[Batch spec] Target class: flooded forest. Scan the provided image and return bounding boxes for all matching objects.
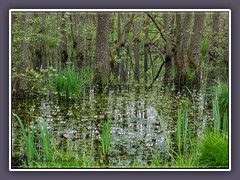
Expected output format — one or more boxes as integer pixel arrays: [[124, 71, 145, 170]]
[[11, 11, 229, 169]]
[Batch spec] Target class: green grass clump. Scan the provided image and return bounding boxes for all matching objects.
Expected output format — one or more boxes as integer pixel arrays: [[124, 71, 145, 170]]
[[36, 117, 52, 161], [102, 118, 111, 157], [198, 133, 228, 168], [51, 68, 83, 97], [13, 113, 53, 165], [13, 113, 40, 166]]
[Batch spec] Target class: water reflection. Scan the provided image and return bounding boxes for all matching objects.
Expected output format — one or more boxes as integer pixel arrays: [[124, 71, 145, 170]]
[[12, 88, 208, 166]]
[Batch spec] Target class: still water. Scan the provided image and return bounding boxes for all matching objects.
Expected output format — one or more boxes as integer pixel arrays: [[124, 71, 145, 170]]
[[12, 87, 208, 167]]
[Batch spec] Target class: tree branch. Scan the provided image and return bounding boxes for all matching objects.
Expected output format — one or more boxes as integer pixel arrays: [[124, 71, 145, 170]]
[[146, 12, 167, 42]]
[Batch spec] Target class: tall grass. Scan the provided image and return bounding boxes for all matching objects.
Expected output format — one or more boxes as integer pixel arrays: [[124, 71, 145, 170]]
[[176, 104, 189, 154], [212, 82, 228, 121], [36, 117, 52, 161], [13, 113, 53, 166], [198, 132, 228, 168], [198, 94, 229, 168], [213, 96, 221, 135], [101, 118, 111, 156], [212, 83, 228, 135], [51, 67, 83, 97], [13, 113, 40, 165]]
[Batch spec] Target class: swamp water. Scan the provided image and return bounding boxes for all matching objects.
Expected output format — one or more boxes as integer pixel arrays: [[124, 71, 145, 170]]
[[11, 87, 209, 168]]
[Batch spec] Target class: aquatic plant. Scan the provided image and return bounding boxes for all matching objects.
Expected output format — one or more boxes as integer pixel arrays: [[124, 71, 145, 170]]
[[213, 94, 228, 135], [13, 113, 40, 165], [176, 104, 189, 154], [198, 132, 228, 168], [13, 113, 53, 166], [36, 117, 52, 161], [101, 118, 111, 157], [51, 67, 83, 97], [211, 82, 228, 124]]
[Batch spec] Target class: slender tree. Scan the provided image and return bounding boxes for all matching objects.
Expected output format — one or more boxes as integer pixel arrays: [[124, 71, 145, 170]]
[[94, 13, 111, 89], [163, 12, 173, 87], [120, 13, 127, 87], [133, 16, 141, 84], [144, 16, 149, 84], [189, 12, 205, 89]]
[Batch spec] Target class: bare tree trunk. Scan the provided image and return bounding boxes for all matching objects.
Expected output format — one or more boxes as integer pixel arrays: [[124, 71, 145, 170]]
[[163, 12, 173, 87], [60, 12, 68, 69], [94, 13, 111, 91], [18, 13, 33, 98], [120, 13, 127, 87], [71, 13, 85, 69], [208, 12, 220, 85], [86, 14, 94, 68], [182, 13, 192, 86], [42, 13, 48, 68], [133, 17, 141, 84], [144, 17, 149, 85], [174, 13, 183, 91], [189, 12, 205, 89], [51, 13, 58, 68]]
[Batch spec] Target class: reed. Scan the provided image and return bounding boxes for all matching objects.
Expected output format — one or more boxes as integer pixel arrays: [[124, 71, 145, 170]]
[[101, 118, 111, 156], [13, 113, 40, 165], [36, 117, 52, 161], [176, 104, 189, 154], [198, 132, 228, 168]]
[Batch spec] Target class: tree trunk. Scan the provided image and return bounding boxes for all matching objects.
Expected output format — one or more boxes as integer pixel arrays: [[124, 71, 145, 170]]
[[120, 13, 127, 87], [60, 12, 68, 69], [174, 13, 183, 91], [144, 17, 149, 85], [86, 14, 94, 68], [18, 13, 33, 98], [182, 13, 192, 87], [94, 13, 111, 90], [163, 12, 173, 87], [208, 12, 220, 85], [189, 12, 205, 89], [71, 13, 85, 69], [133, 17, 141, 84]]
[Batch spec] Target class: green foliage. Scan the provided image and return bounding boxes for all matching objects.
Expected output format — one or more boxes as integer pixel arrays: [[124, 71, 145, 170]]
[[13, 113, 40, 165], [187, 68, 196, 82], [36, 117, 52, 161], [176, 104, 189, 154], [102, 118, 111, 156], [12, 67, 57, 98], [171, 151, 198, 168], [213, 96, 221, 135], [200, 38, 209, 61], [198, 133, 228, 168], [51, 67, 83, 97], [14, 114, 53, 163], [81, 66, 94, 88], [215, 82, 228, 118], [212, 82, 228, 134]]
